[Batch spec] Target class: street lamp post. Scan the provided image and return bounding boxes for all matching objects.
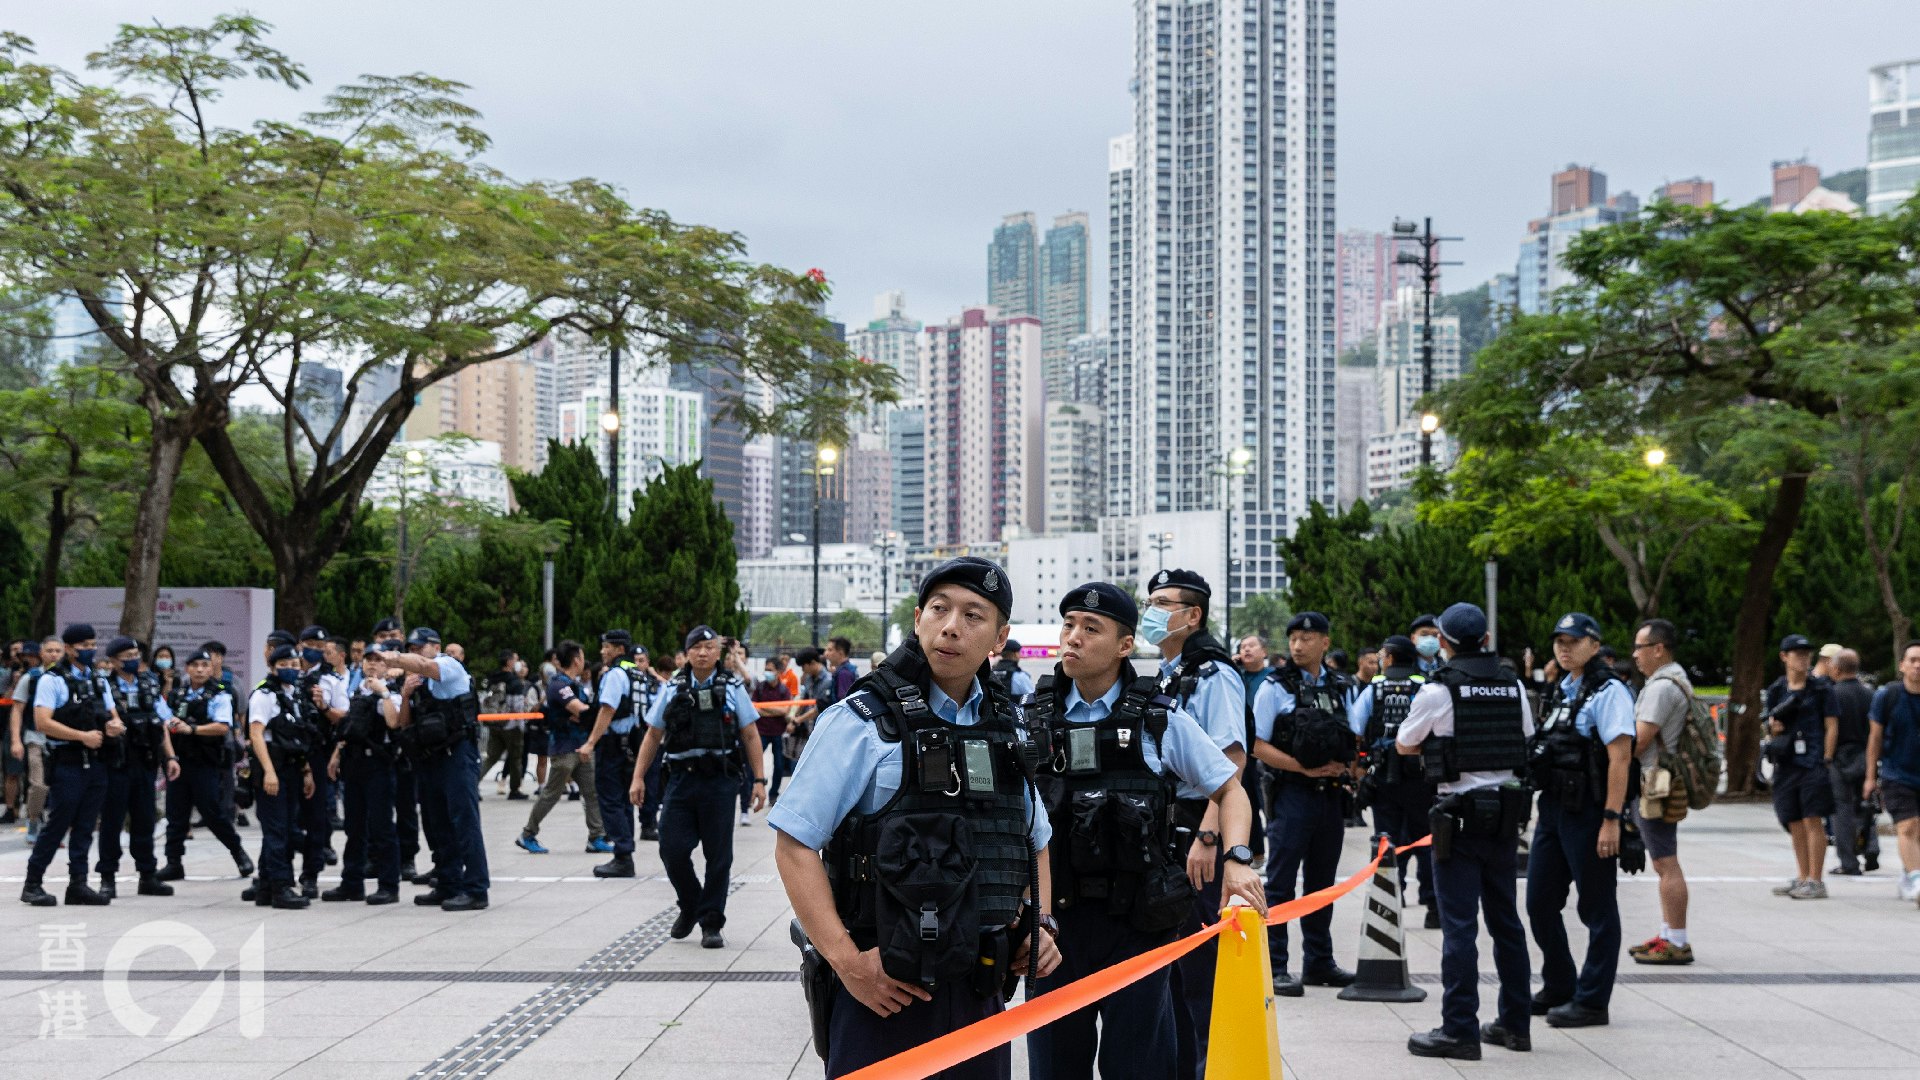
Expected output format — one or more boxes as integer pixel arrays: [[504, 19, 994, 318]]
[[604, 341, 621, 510], [874, 530, 899, 650], [394, 447, 427, 623], [1211, 447, 1254, 644], [1393, 218, 1462, 469], [810, 445, 838, 648], [1148, 531, 1174, 571]]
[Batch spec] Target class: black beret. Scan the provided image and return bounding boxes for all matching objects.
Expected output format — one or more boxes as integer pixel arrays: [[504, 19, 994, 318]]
[[1060, 581, 1139, 632], [298, 625, 330, 643], [62, 623, 96, 645], [1145, 568, 1210, 599], [601, 629, 633, 647], [684, 625, 719, 651], [1439, 602, 1489, 643], [407, 626, 442, 647], [102, 636, 140, 658], [265, 629, 296, 647], [268, 645, 298, 664], [1409, 614, 1439, 634], [918, 556, 1013, 619], [185, 649, 214, 664], [1287, 612, 1331, 635], [371, 617, 402, 635]]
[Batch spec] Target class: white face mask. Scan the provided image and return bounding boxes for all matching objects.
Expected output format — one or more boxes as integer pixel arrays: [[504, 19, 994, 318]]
[[1416, 636, 1442, 658]]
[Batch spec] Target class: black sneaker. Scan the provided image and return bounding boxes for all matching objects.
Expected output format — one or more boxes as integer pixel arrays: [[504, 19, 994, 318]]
[[236, 812, 250, 827], [1424, 907, 1442, 930], [593, 855, 635, 879], [670, 909, 697, 939], [1408, 1029, 1481, 1060], [321, 884, 365, 902], [1865, 852, 1880, 872], [701, 929, 725, 949], [233, 852, 256, 878], [365, 889, 399, 906], [1480, 1021, 1531, 1051], [414, 889, 450, 906]]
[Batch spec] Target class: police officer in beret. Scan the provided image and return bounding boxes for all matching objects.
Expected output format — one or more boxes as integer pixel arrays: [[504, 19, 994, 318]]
[[248, 644, 318, 909], [631, 625, 767, 946], [97, 636, 180, 899], [1252, 611, 1359, 996], [583, 629, 647, 878], [323, 643, 404, 904], [1395, 603, 1535, 1059], [22, 624, 122, 906], [1027, 582, 1265, 1080], [158, 649, 255, 883], [1349, 635, 1440, 928], [1140, 567, 1247, 1080], [368, 618, 423, 880], [771, 556, 1058, 1080]]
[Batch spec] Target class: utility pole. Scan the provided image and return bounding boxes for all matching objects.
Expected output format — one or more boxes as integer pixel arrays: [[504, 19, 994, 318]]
[[1393, 218, 1462, 468]]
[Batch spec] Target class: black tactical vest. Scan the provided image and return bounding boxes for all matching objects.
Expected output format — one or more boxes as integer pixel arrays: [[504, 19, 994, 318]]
[[1431, 654, 1529, 777], [1528, 667, 1618, 805], [1364, 673, 1422, 747], [597, 659, 642, 721], [824, 640, 1037, 991], [1026, 669, 1194, 933], [1162, 629, 1244, 754], [404, 676, 478, 759], [661, 668, 742, 756], [1270, 663, 1358, 770], [48, 663, 110, 757], [259, 679, 319, 766], [111, 672, 167, 769], [168, 684, 232, 767], [337, 690, 391, 756]]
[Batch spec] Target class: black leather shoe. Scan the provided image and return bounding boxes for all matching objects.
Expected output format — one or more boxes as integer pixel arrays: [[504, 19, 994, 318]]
[[1424, 907, 1442, 930], [236, 812, 250, 827], [701, 929, 725, 949], [414, 889, 450, 906], [1480, 1022, 1531, 1051], [442, 893, 489, 912], [299, 879, 319, 900], [365, 889, 399, 905], [670, 909, 697, 940], [1865, 852, 1879, 872], [639, 824, 659, 842], [1546, 1002, 1609, 1028], [322, 846, 338, 866], [98, 874, 117, 900], [273, 885, 310, 910], [593, 855, 636, 879], [400, 861, 419, 882], [1530, 991, 1571, 1016], [156, 862, 186, 882], [1408, 1029, 1481, 1060], [66, 881, 110, 906], [233, 852, 255, 878], [21, 883, 57, 907], [1272, 971, 1304, 997], [321, 885, 365, 902], [506, 792, 529, 801], [1302, 964, 1356, 988], [138, 874, 175, 897], [415, 870, 439, 888]]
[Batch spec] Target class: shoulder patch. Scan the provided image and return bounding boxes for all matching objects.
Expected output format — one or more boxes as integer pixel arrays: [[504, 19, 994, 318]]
[[845, 689, 884, 723]]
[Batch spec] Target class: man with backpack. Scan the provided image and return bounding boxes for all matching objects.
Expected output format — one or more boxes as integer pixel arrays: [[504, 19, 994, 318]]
[[1627, 619, 1697, 964]]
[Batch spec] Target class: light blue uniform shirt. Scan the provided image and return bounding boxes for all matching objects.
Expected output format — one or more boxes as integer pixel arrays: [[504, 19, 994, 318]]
[[1252, 665, 1360, 743], [112, 675, 175, 722], [643, 670, 759, 759], [34, 666, 117, 714], [1008, 669, 1036, 698], [1552, 672, 1637, 744], [1059, 679, 1234, 801], [423, 655, 471, 699], [597, 666, 636, 734], [1160, 657, 1246, 754], [769, 677, 1053, 853], [177, 683, 234, 726]]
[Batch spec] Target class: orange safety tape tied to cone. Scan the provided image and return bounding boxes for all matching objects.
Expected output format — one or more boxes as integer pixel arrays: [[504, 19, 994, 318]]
[[839, 835, 1432, 1080]]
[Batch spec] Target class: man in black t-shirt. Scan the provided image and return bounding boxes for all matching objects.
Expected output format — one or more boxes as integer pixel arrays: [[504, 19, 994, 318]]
[[1764, 635, 1839, 900], [1827, 649, 1879, 875]]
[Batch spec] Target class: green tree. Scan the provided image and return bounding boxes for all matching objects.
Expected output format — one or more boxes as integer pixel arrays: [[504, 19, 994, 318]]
[[891, 595, 918, 641], [621, 462, 747, 657], [830, 609, 882, 654], [0, 517, 32, 634], [1229, 593, 1292, 644], [751, 612, 809, 649]]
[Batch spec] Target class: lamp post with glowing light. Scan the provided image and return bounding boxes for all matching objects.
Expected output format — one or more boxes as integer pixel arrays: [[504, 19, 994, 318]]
[[1211, 446, 1255, 643], [810, 445, 838, 647], [1644, 447, 1667, 469], [1148, 530, 1175, 571], [600, 406, 621, 509]]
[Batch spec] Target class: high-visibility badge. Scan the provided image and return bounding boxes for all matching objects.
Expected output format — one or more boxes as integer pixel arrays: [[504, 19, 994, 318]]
[[1205, 904, 1283, 1080]]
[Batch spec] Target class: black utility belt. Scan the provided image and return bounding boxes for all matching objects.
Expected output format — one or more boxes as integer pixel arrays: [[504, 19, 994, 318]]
[[1277, 771, 1343, 791], [47, 744, 97, 766], [667, 755, 738, 776]]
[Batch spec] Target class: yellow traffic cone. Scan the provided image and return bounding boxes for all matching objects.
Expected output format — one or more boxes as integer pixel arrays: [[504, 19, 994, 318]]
[[1204, 903, 1283, 1080]]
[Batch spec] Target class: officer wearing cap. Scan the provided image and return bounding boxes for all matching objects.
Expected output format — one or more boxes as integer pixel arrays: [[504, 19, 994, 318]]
[[1253, 611, 1360, 996], [1349, 635, 1439, 929], [583, 629, 649, 878], [367, 619, 422, 880], [1764, 633, 1839, 900], [1410, 615, 1445, 676], [1139, 567, 1246, 1079], [96, 637, 180, 899], [631, 625, 766, 947], [1026, 582, 1264, 1080], [247, 644, 318, 909], [771, 556, 1057, 1080], [22, 624, 123, 906], [295, 625, 348, 898], [1527, 611, 1637, 1027], [323, 642, 404, 905], [158, 649, 255, 883], [383, 627, 490, 911], [1387, 604, 1535, 1057]]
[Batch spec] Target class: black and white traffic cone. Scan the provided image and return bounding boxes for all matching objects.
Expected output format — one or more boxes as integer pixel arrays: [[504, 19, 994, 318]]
[[1339, 835, 1427, 1003]]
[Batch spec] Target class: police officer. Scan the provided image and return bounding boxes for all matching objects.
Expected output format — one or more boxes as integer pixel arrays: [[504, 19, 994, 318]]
[[518, 640, 607, 853], [1139, 567, 1246, 1080], [367, 619, 423, 881], [1253, 612, 1360, 996], [157, 649, 254, 882], [583, 629, 646, 877], [323, 643, 403, 904], [296, 626, 348, 898], [384, 627, 490, 911], [248, 645, 317, 910], [1350, 635, 1440, 929], [631, 626, 766, 948], [991, 641, 1035, 698], [22, 624, 121, 907], [1410, 615, 1446, 676], [769, 557, 1058, 1080], [1394, 604, 1535, 1059], [627, 649, 665, 842], [97, 637, 180, 899], [1527, 611, 1636, 1027], [1026, 582, 1265, 1080]]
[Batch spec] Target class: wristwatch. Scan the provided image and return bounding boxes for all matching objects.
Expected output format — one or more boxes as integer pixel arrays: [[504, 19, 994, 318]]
[[1035, 912, 1060, 939], [752, 778, 767, 785], [1223, 845, 1254, 866], [1601, 809, 1622, 821], [1195, 829, 1220, 847]]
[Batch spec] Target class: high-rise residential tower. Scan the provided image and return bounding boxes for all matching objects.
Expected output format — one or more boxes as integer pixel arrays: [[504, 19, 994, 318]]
[[988, 212, 1040, 318], [1105, 0, 1337, 596], [1039, 212, 1091, 399], [1868, 59, 1920, 217], [922, 307, 1042, 546]]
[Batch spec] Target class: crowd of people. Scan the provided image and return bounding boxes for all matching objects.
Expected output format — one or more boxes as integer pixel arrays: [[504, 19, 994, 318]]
[[7, 559, 1920, 1078]]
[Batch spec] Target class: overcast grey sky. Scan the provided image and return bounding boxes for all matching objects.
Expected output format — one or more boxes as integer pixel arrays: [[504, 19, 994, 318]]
[[18, 2, 1914, 331]]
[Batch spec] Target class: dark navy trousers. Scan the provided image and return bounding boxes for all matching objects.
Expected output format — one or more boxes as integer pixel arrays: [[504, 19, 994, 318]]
[[1027, 905, 1176, 1080], [1372, 778, 1437, 908], [827, 980, 1006, 1080], [1170, 845, 1223, 1080], [1527, 793, 1620, 1010], [1264, 780, 1345, 975], [394, 760, 422, 863], [28, 757, 108, 882], [594, 741, 635, 854], [339, 751, 401, 891], [256, 779, 300, 887], [299, 771, 333, 883], [417, 740, 489, 898], [638, 753, 665, 831], [1435, 829, 1531, 1041], [165, 761, 246, 864], [659, 768, 737, 929], [96, 763, 162, 876]]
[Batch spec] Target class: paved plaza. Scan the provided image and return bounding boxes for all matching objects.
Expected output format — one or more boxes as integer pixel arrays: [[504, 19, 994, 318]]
[[1, 795, 1916, 1080]]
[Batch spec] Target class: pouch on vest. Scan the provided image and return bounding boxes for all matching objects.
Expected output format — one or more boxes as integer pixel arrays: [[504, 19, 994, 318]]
[[872, 811, 981, 989], [1129, 861, 1194, 933], [1068, 791, 1112, 881]]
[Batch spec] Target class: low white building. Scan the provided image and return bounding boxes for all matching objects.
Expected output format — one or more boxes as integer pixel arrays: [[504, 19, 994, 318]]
[[365, 437, 510, 513], [1366, 425, 1455, 499], [1006, 531, 1104, 624], [737, 542, 907, 625]]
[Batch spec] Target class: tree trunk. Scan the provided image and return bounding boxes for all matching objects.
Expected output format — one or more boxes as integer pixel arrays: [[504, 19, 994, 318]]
[[1723, 472, 1810, 795], [274, 552, 322, 640], [118, 419, 192, 644], [30, 486, 71, 638]]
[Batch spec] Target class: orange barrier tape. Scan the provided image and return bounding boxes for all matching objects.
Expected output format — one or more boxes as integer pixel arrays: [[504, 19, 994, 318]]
[[476, 700, 820, 723], [842, 834, 1432, 1080]]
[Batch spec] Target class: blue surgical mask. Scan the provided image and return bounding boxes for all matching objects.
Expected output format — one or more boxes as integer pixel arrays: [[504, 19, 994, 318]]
[[274, 668, 301, 685], [1139, 606, 1173, 646], [154, 658, 173, 671], [302, 647, 324, 666], [75, 648, 96, 666], [120, 658, 142, 675], [1415, 636, 1442, 658]]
